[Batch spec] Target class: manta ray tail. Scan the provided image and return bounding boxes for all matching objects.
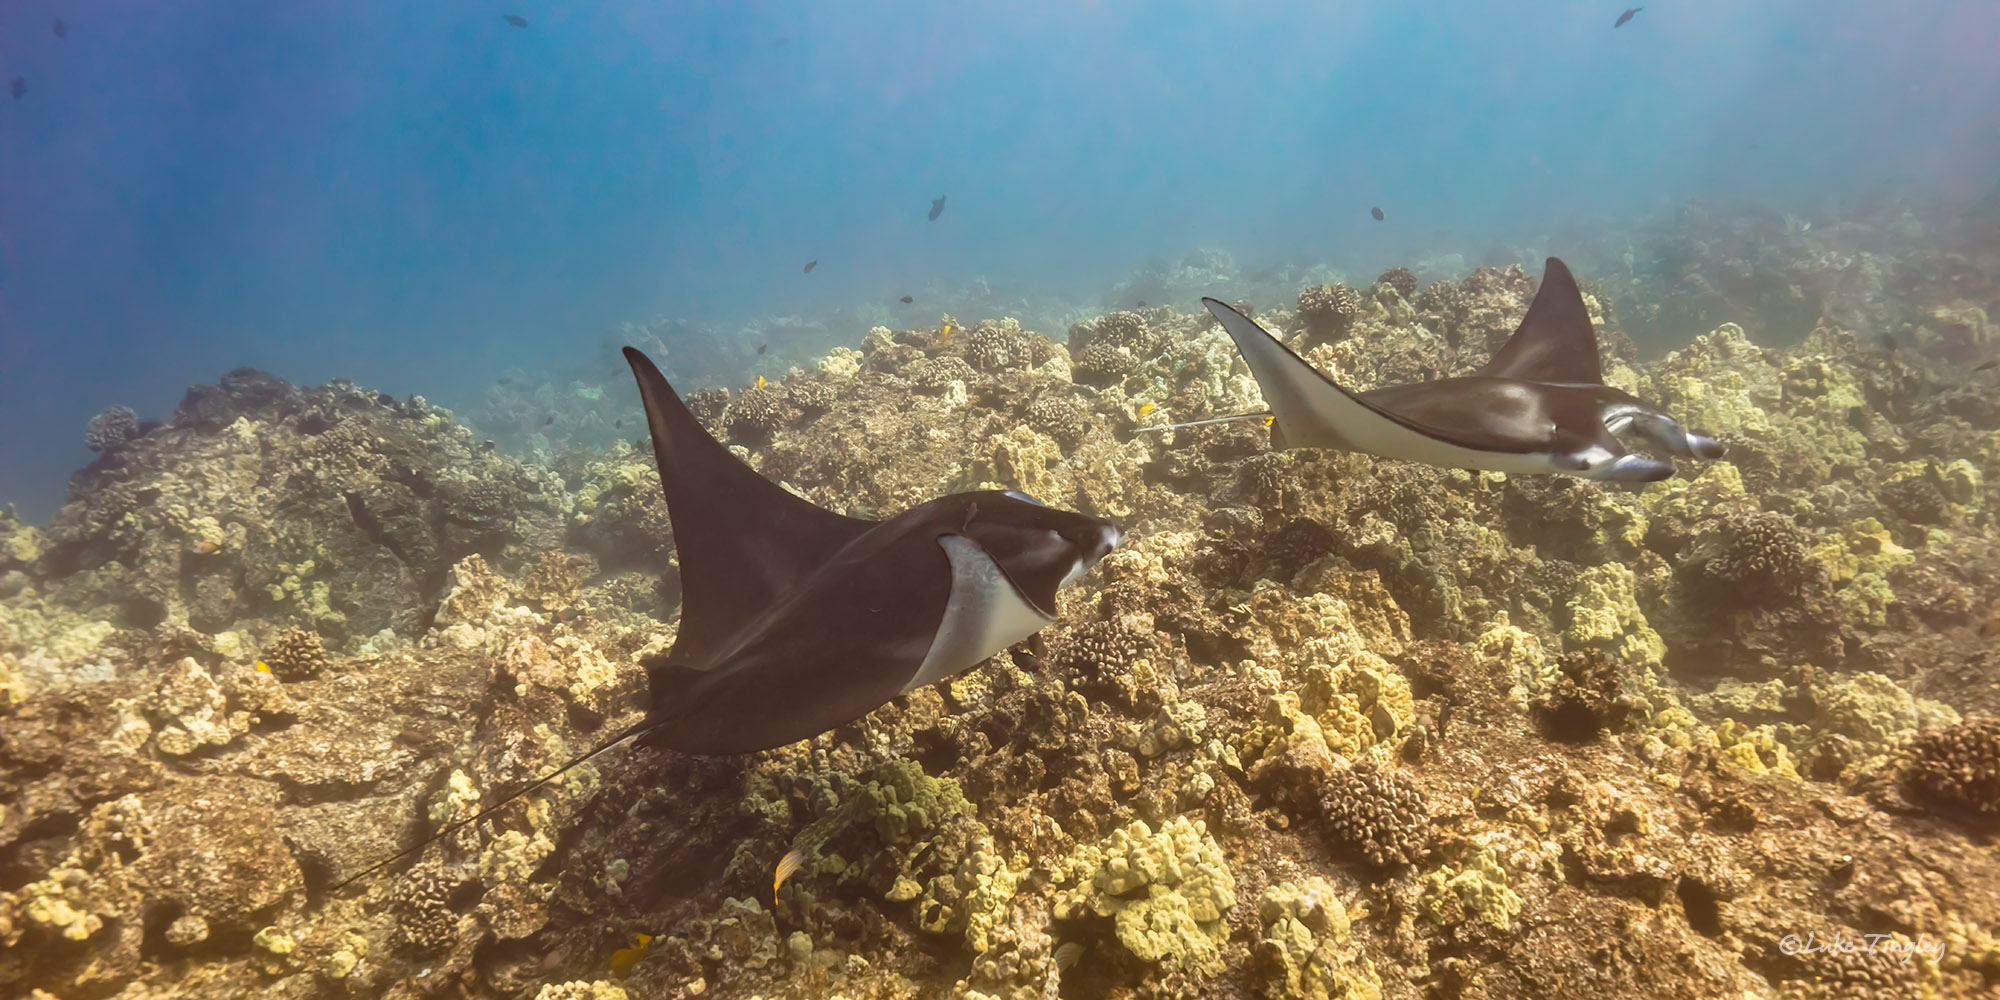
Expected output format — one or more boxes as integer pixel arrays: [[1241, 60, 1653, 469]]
[[1133, 411, 1274, 433], [325, 718, 663, 894]]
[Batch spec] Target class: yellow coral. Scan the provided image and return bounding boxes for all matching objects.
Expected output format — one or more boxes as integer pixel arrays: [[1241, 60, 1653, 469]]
[[1421, 847, 1523, 932], [1054, 817, 1236, 974]]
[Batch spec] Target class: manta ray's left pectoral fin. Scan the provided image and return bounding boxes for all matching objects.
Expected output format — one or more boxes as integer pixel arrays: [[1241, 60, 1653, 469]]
[[1610, 406, 1726, 461]]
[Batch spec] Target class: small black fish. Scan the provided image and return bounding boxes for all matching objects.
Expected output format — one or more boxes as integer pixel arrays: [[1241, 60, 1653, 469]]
[[929, 195, 947, 222], [616, 419, 624, 429], [757, 343, 768, 355], [1136, 300, 1148, 308], [544, 415, 555, 426], [1615, 7, 1641, 27], [53, 18, 67, 39], [1882, 333, 1900, 353], [505, 14, 527, 28], [1975, 359, 1999, 372], [1371, 206, 1385, 221], [498, 376, 515, 385], [481, 440, 497, 452], [803, 260, 817, 274], [900, 295, 914, 304], [10, 77, 25, 101]]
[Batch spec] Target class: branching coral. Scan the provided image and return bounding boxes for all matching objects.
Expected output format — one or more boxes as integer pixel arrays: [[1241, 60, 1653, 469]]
[[1298, 284, 1363, 339], [1416, 280, 1470, 321], [1024, 396, 1087, 450], [966, 322, 1022, 372], [1071, 311, 1153, 356], [1073, 342, 1136, 385], [84, 405, 141, 453], [392, 861, 460, 952], [1318, 761, 1427, 867], [1048, 618, 1169, 711], [787, 377, 836, 415], [684, 387, 731, 431], [1904, 717, 2000, 826], [1701, 510, 1811, 603], [914, 355, 978, 392], [1880, 475, 1950, 526], [725, 387, 785, 442], [1375, 267, 1417, 301], [259, 626, 326, 681]]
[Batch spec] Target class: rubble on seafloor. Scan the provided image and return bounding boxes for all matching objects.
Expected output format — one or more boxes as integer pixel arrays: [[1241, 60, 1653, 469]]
[[3, 252, 2000, 1000]]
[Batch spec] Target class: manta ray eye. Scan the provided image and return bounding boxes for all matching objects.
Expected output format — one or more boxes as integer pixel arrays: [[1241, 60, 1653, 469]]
[[1003, 490, 1045, 507]]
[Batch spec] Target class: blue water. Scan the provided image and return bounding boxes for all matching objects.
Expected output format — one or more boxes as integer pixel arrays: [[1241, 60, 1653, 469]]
[[3, 0, 1997, 521]]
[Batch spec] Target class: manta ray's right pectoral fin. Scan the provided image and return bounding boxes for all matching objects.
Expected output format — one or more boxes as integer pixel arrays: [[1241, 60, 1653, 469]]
[[1551, 421, 1676, 483]]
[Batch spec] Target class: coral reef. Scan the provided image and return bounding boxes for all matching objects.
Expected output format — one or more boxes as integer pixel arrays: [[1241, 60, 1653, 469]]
[[1298, 283, 1364, 340], [724, 387, 785, 442], [1374, 266, 1417, 301], [5, 228, 2000, 1000], [1903, 717, 2000, 827], [83, 405, 142, 454], [258, 626, 326, 681], [1319, 761, 1427, 867], [965, 321, 1023, 372]]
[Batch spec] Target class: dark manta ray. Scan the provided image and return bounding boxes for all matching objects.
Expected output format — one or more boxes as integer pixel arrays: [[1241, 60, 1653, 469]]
[[619, 346, 1123, 752], [331, 348, 1123, 890], [1189, 257, 1723, 482]]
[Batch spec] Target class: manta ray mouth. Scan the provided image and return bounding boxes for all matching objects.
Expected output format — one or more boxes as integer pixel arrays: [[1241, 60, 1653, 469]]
[[1064, 524, 1125, 586]]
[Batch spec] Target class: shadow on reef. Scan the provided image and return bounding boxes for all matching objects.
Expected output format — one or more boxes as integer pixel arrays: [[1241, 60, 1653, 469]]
[[4, 228, 2000, 999]]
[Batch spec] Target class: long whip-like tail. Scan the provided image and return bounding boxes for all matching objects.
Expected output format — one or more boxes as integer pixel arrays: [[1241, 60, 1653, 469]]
[[1132, 411, 1273, 433], [325, 716, 664, 894]]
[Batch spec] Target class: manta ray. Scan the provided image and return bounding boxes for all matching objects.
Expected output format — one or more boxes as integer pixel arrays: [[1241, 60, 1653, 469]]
[[620, 346, 1122, 752], [332, 348, 1122, 891], [1193, 257, 1722, 482]]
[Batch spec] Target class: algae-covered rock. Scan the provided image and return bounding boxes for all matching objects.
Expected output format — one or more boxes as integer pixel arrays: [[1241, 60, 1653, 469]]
[[534, 981, 629, 1000], [1055, 816, 1236, 974], [1420, 846, 1523, 932], [1814, 671, 1956, 751], [146, 657, 248, 755], [1252, 878, 1381, 1000]]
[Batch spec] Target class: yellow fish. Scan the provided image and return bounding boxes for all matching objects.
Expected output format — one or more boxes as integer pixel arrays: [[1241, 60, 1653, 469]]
[[254, 660, 271, 673], [940, 321, 955, 343], [1137, 403, 1155, 418], [774, 849, 806, 894], [1263, 416, 1276, 427], [609, 932, 653, 978], [755, 375, 766, 390], [1054, 941, 1085, 972]]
